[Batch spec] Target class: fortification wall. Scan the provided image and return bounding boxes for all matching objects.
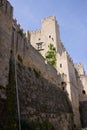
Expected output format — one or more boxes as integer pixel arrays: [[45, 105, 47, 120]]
[[12, 26, 62, 87], [0, 0, 13, 18], [56, 40, 81, 126], [75, 64, 87, 100], [67, 58, 80, 126], [80, 101, 87, 128], [0, 0, 13, 99], [10, 17, 75, 130], [16, 62, 73, 130], [23, 44, 62, 86], [29, 30, 42, 50], [0, 0, 13, 128], [0, 1, 86, 128], [74, 63, 85, 76], [79, 75, 87, 95], [65, 48, 81, 126]]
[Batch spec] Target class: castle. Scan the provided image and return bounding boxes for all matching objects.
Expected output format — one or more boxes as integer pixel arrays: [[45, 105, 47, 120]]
[[27, 16, 87, 128], [0, 0, 87, 129]]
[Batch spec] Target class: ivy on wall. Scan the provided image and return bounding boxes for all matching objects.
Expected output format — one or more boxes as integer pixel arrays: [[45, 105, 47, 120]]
[[45, 44, 56, 68]]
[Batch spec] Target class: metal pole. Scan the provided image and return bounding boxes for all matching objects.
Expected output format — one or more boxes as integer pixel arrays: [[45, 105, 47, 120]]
[[14, 30, 21, 130]]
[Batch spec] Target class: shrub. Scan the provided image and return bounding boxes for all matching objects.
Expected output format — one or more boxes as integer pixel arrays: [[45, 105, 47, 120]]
[[45, 44, 56, 68]]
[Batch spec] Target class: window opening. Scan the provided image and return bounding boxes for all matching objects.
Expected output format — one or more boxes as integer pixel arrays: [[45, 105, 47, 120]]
[[82, 90, 86, 94], [61, 82, 66, 87], [36, 42, 43, 51], [49, 35, 51, 38], [60, 64, 62, 68], [52, 38, 54, 41], [62, 87, 65, 90]]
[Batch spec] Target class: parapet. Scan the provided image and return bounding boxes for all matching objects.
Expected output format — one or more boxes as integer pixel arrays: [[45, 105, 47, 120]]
[[29, 30, 41, 34], [60, 41, 66, 52], [13, 19, 21, 31], [74, 63, 83, 70], [67, 52, 74, 65], [42, 16, 56, 23], [74, 63, 85, 75], [0, 0, 13, 18], [60, 41, 74, 66], [12, 18, 28, 42]]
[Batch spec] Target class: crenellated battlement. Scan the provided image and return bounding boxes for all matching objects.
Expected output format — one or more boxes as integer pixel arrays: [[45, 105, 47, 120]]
[[60, 41, 74, 66], [0, 0, 13, 18], [67, 51, 74, 66], [0, 1, 87, 128], [75, 62, 83, 67], [13, 19, 23, 32], [12, 18, 27, 40], [29, 29, 41, 34], [74, 63, 85, 75], [42, 16, 56, 23], [60, 41, 66, 52]]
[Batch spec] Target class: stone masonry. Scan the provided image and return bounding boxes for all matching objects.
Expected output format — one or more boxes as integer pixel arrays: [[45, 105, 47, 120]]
[[0, 0, 87, 129], [28, 16, 87, 128]]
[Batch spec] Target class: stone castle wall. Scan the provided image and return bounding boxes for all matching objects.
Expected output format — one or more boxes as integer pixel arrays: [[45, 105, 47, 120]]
[[80, 101, 87, 128], [0, 0, 87, 129], [0, 0, 13, 128], [0, 0, 13, 18], [0, 0, 13, 99], [17, 61, 73, 130], [12, 27, 63, 87], [28, 15, 82, 127], [0, 2, 75, 129]]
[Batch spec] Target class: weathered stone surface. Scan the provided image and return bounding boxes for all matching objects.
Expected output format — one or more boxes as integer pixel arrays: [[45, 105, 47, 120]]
[[0, 0, 87, 129], [80, 101, 87, 128], [17, 62, 73, 130], [0, 98, 7, 130], [0, 0, 13, 90]]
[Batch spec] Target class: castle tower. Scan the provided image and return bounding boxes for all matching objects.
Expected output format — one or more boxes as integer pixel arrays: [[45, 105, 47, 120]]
[[0, 0, 13, 99], [28, 16, 81, 127], [28, 16, 77, 102], [41, 16, 61, 56], [75, 63, 85, 76], [75, 63, 87, 98], [27, 16, 61, 58]]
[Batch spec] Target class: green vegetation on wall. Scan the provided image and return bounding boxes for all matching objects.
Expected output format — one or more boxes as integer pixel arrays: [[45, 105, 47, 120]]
[[45, 44, 56, 68]]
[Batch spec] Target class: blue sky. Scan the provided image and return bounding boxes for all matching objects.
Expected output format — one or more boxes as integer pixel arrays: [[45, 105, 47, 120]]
[[9, 0, 87, 73]]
